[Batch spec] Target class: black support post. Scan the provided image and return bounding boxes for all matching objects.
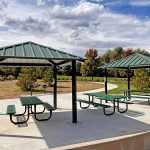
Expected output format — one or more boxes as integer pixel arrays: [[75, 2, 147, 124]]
[[104, 68, 108, 94], [53, 65, 57, 109], [127, 68, 130, 91], [127, 68, 130, 97], [72, 60, 77, 123]]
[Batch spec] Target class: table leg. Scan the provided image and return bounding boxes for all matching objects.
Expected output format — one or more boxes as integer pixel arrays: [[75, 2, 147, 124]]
[[117, 101, 128, 113], [10, 106, 30, 124], [34, 105, 53, 121], [14, 106, 27, 116], [103, 102, 115, 116], [30, 105, 45, 114], [79, 101, 90, 109]]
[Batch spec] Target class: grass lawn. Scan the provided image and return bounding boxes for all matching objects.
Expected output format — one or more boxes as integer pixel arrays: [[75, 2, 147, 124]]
[[58, 75, 132, 94], [0, 75, 140, 99], [0, 80, 104, 100], [99, 80, 134, 94]]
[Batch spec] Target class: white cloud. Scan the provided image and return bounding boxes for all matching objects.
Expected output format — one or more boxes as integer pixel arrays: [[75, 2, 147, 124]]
[[129, 0, 150, 6], [0, 0, 8, 10], [37, 0, 45, 6], [0, 0, 150, 55]]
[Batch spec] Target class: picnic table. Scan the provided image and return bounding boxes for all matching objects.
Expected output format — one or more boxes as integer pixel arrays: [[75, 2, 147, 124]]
[[6, 96, 55, 124], [124, 90, 150, 105], [78, 93, 133, 115]]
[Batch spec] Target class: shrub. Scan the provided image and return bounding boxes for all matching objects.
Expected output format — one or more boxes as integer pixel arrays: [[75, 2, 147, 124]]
[[132, 69, 150, 90], [7, 75, 15, 80], [17, 67, 37, 91], [0, 75, 5, 81], [42, 68, 53, 87]]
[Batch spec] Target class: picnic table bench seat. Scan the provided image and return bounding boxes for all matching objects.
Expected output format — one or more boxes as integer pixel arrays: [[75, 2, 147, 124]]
[[77, 99, 111, 108], [42, 102, 55, 111], [96, 97, 134, 104], [96, 97, 134, 113], [6, 105, 30, 124], [117, 101, 133, 104], [77, 99, 115, 115], [6, 100, 56, 124], [124, 90, 150, 105], [6, 105, 16, 115], [34, 102, 55, 121], [130, 96, 150, 105]]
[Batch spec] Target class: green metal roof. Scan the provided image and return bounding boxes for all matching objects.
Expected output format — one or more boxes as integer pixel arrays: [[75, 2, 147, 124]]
[[100, 53, 150, 69], [0, 41, 84, 66]]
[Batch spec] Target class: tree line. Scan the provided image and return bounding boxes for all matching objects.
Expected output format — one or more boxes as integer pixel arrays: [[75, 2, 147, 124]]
[[0, 47, 149, 91], [81, 47, 150, 90]]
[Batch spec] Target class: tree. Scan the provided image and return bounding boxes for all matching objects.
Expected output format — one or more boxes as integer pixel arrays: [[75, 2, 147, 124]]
[[35, 67, 45, 79], [134, 49, 150, 56], [81, 49, 99, 80], [63, 65, 72, 76], [112, 47, 124, 61], [101, 50, 112, 63], [42, 68, 53, 87], [124, 48, 135, 57], [17, 67, 37, 91], [132, 69, 150, 90], [76, 62, 82, 76]]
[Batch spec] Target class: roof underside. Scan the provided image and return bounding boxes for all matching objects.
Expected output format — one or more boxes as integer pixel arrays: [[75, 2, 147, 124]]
[[0, 41, 84, 66], [101, 53, 150, 69]]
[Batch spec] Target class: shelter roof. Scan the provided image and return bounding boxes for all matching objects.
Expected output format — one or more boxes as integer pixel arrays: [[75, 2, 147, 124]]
[[0, 41, 84, 66], [100, 53, 150, 69]]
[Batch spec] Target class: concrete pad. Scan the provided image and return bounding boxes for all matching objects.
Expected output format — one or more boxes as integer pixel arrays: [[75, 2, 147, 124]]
[[0, 83, 150, 150]]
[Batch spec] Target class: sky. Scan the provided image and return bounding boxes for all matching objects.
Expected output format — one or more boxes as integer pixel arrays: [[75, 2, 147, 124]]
[[0, 0, 150, 56]]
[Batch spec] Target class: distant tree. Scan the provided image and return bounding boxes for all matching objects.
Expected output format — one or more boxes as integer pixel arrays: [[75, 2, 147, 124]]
[[81, 49, 99, 80], [64, 65, 72, 76], [124, 48, 134, 57], [112, 47, 124, 61], [17, 67, 37, 91], [0, 67, 21, 79], [35, 67, 45, 79], [42, 68, 53, 87], [101, 50, 112, 63], [134, 49, 150, 56], [76, 62, 82, 76]]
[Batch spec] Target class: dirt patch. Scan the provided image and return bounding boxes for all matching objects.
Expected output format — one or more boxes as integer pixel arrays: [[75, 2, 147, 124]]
[[0, 80, 104, 100]]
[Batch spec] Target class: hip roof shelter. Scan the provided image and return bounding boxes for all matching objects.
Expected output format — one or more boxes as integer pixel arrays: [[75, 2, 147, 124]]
[[0, 41, 85, 123], [100, 53, 150, 93]]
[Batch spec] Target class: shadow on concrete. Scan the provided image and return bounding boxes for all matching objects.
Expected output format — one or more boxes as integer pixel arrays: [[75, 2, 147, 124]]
[[16, 116, 28, 127], [119, 109, 145, 117], [130, 100, 149, 106], [0, 134, 43, 139], [33, 108, 150, 149]]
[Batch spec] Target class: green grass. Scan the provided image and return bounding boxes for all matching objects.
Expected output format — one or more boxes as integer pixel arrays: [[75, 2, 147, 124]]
[[57, 75, 127, 82], [57, 75, 129, 94], [99, 80, 134, 94]]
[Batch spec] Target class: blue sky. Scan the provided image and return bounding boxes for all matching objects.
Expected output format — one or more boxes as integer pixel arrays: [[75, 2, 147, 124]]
[[0, 0, 150, 56]]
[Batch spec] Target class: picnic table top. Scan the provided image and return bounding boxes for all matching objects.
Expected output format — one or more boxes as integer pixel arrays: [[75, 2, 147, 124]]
[[20, 96, 44, 106], [84, 93, 126, 100]]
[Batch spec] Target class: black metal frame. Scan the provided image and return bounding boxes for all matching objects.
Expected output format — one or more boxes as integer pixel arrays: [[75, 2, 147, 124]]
[[33, 105, 53, 121], [72, 60, 77, 123], [116, 101, 128, 113], [79, 94, 130, 116], [9, 104, 53, 124], [53, 65, 57, 109]]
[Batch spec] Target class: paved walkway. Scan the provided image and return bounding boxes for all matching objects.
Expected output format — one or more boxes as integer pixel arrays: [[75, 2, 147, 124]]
[[0, 82, 150, 150]]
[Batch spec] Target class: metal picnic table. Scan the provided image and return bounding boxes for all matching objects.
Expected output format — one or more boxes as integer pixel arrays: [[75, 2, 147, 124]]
[[123, 90, 150, 105], [78, 93, 133, 115], [7, 96, 55, 124]]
